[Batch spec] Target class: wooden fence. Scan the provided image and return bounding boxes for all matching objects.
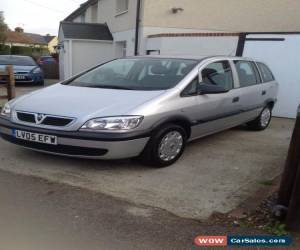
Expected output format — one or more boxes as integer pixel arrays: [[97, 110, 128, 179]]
[[0, 65, 16, 101], [41, 63, 59, 79]]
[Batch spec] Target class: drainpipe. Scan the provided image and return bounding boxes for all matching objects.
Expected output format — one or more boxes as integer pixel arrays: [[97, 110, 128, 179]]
[[134, 0, 141, 56]]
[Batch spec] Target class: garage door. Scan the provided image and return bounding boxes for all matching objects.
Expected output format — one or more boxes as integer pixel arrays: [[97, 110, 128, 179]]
[[243, 34, 300, 118]]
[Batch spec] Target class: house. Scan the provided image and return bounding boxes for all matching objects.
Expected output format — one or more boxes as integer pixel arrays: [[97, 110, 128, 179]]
[[59, 0, 300, 118], [5, 27, 48, 52], [44, 34, 58, 54], [5, 30, 36, 47]]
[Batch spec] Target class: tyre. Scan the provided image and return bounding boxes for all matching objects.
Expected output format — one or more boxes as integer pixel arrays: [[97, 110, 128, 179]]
[[138, 123, 187, 167], [247, 105, 272, 131]]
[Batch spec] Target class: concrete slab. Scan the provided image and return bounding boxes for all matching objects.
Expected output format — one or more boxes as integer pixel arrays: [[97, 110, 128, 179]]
[[0, 82, 295, 219], [0, 111, 294, 219]]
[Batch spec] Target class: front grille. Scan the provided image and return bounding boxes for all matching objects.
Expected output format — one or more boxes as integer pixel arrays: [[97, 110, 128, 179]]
[[42, 117, 73, 126], [16, 111, 74, 127], [17, 112, 35, 123]]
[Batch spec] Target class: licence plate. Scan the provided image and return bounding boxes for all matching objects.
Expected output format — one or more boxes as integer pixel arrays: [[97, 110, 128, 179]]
[[12, 129, 57, 145], [15, 75, 26, 80]]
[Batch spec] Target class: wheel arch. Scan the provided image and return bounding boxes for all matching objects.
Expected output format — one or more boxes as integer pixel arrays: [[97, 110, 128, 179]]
[[265, 98, 276, 110], [149, 115, 192, 139]]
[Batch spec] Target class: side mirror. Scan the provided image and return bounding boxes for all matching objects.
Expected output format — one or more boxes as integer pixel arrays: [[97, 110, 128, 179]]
[[197, 83, 229, 95]]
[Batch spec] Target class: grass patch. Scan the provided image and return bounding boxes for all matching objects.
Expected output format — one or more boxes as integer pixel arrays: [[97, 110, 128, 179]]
[[264, 221, 288, 236]]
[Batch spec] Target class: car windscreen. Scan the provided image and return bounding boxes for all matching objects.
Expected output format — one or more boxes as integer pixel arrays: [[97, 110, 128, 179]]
[[0, 56, 37, 66], [66, 58, 198, 91]]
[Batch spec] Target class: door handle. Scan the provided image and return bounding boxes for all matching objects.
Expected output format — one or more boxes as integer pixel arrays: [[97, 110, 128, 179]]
[[262, 90, 267, 95], [232, 97, 240, 103]]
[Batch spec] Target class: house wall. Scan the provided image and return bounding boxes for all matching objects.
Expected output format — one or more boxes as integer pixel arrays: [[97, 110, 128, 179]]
[[96, 0, 138, 57], [59, 40, 69, 80], [112, 29, 136, 56], [72, 16, 81, 23], [68, 0, 138, 57], [143, 0, 300, 32], [96, 0, 137, 32], [85, 7, 92, 23], [48, 37, 58, 53], [146, 35, 239, 56]]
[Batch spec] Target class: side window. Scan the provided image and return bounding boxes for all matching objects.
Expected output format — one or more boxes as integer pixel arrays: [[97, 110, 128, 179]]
[[234, 61, 259, 87], [116, 0, 129, 14], [257, 62, 275, 82], [201, 61, 233, 91], [181, 77, 198, 97]]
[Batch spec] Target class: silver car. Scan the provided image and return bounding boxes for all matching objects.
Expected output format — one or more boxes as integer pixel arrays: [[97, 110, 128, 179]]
[[0, 56, 278, 167]]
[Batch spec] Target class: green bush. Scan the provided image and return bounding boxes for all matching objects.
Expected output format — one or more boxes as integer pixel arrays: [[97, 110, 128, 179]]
[[11, 45, 33, 55], [0, 45, 49, 58], [0, 44, 10, 54]]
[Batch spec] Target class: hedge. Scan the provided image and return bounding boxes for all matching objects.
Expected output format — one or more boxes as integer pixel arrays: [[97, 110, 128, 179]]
[[0, 44, 10, 54], [0, 45, 49, 59]]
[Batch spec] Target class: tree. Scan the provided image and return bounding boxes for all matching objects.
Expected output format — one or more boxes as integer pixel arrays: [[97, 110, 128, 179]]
[[0, 11, 8, 45]]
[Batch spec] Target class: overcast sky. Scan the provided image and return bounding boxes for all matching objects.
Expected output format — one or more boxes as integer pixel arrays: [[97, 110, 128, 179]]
[[1, 0, 86, 35]]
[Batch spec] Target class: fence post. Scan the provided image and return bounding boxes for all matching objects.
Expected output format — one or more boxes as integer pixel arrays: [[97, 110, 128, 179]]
[[277, 105, 300, 207], [6, 65, 15, 100], [286, 162, 300, 231], [285, 106, 300, 231]]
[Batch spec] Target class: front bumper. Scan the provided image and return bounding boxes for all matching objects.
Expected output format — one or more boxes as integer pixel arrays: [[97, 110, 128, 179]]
[[0, 117, 150, 159]]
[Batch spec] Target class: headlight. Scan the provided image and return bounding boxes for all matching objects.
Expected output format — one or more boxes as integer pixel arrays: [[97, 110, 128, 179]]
[[32, 67, 42, 74], [81, 116, 143, 131], [1, 103, 11, 116]]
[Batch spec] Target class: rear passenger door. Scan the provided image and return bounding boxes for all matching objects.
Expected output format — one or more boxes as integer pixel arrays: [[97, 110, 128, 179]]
[[233, 60, 264, 120]]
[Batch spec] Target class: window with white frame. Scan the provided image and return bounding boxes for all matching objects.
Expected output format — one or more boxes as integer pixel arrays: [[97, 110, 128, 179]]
[[116, 0, 129, 14]]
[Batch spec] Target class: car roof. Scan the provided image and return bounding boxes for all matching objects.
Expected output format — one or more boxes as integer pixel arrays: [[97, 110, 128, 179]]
[[125, 55, 254, 62]]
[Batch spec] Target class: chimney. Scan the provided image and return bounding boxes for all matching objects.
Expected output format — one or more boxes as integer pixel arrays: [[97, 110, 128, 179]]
[[15, 27, 24, 33]]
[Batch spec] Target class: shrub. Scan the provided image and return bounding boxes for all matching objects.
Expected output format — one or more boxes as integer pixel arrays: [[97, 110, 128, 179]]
[[0, 44, 10, 54]]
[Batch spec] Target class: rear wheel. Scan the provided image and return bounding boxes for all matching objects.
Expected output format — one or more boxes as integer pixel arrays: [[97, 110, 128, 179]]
[[247, 105, 272, 130], [139, 124, 187, 167]]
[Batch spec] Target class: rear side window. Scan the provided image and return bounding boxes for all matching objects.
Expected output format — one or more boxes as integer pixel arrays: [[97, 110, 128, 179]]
[[257, 62, 275, 82], [201, 60, 233, 91], [234, 61, 260, 87]]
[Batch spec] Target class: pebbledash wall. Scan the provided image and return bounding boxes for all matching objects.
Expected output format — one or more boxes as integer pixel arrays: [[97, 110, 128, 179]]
[[142, 0, 300, 32]]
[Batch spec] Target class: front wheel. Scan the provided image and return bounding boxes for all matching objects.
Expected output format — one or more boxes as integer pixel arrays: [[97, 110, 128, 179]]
[[247, 105, 272, 130], [138, 124, 187, 167]]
